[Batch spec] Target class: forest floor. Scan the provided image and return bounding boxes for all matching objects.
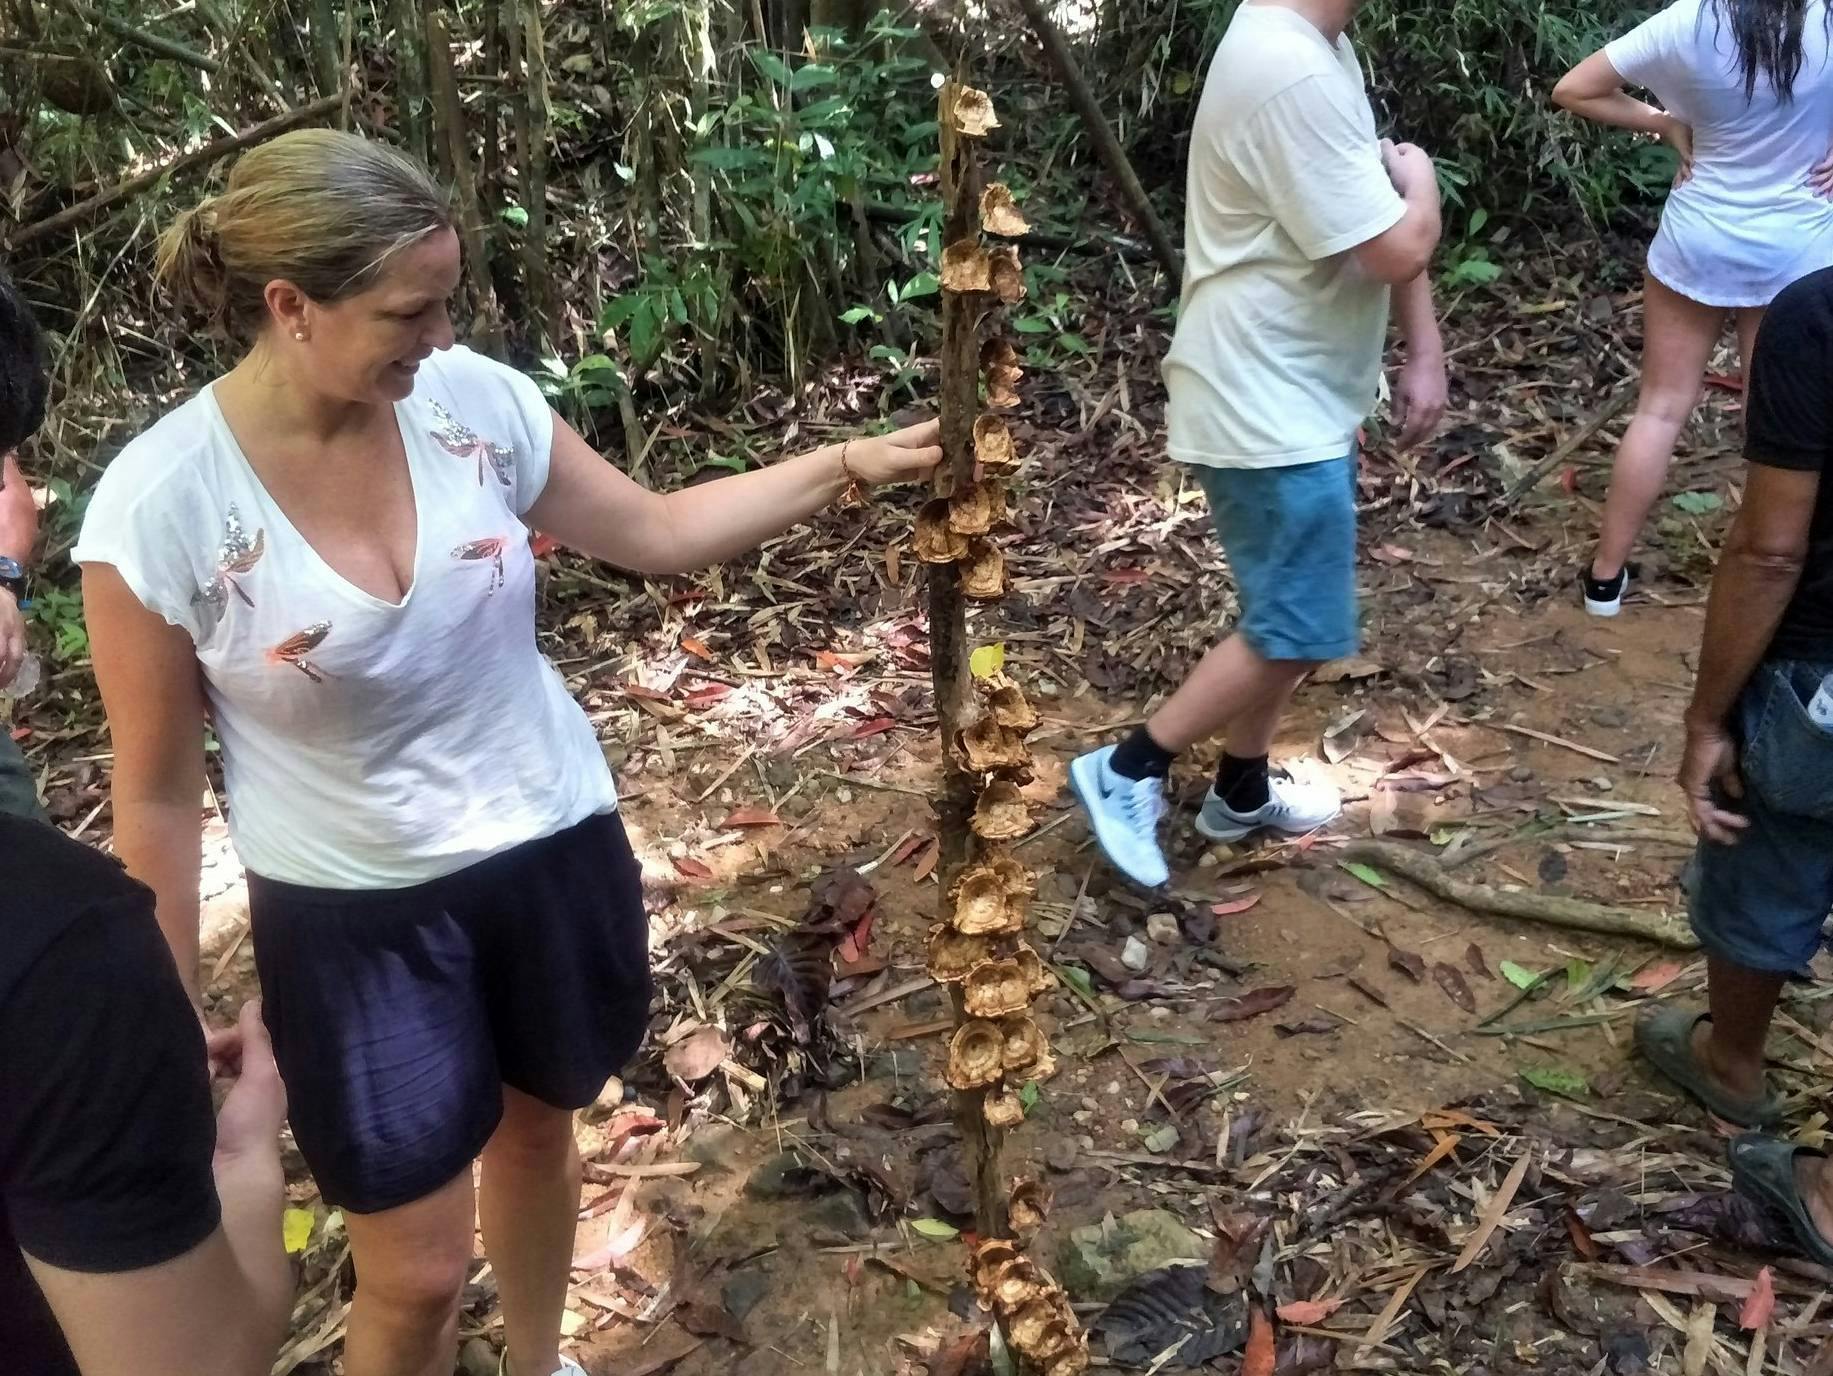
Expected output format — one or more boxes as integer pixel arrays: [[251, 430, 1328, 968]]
[[21, 251, 1833, 1374]]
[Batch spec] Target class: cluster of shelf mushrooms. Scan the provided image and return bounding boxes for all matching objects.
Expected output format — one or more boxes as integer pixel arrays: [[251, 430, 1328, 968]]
[[922, 82, 1088, 1376]]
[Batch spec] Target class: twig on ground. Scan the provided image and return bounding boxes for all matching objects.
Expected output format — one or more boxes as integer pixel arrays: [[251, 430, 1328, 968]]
[[1339, 840, 1700, 950]]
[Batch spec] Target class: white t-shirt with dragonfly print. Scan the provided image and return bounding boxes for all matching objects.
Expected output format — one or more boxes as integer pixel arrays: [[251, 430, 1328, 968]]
[[73, 345, 618, 889]]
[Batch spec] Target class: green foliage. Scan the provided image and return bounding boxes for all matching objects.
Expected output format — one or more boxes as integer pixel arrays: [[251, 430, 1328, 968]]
[[29, 587, 88, 666]]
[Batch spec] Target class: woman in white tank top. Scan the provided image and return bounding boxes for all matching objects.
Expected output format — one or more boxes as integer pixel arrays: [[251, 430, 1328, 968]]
[[1554, 0, 1833, 614]]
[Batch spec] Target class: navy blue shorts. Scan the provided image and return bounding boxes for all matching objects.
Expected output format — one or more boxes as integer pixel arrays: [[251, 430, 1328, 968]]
[[248, 811, 651, 1214], [1190, 451, 1360, 663], [1688, 659, 1833, 974]]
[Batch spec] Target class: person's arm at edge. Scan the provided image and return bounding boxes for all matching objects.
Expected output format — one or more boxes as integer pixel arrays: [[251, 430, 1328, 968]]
[[1389, 271, 1447, 450], [80, 565, 209, 1008], [0, 452, 33, 563], [1351, 141, 1441, 285], [25, 1002, 291, 1376], [1553, 50, 1692, 180], [0, 452, 36, 685], [1680, 463, 1818, 841]]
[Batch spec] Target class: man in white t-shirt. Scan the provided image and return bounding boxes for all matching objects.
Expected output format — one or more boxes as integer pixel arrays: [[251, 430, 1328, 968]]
[[1070, 0, 1446, 888]]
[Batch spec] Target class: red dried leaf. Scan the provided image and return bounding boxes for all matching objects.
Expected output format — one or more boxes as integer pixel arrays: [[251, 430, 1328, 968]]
[[1210, 985, 1295, 1024], [674, 856, 716, 883], [911, 838, 940, 883], [889, 833, 927, 866], [1740, 1266, 1775, 1330], [1275, 1298, 1343, 1324], [528, 531, 560, 558], [1211, 892, 1263, 916], [1242, 1308, 1275, 1376], [684, 683, 732, 709], [722, 806, 781, 828], [680, 636, 714, 661], [929, 1330, 988, 1376], [1564, 1206, 1599, 1261], [851, 717, 898, 739], [837, 908, 877, 966], [1631, 959, 1688, 994], [623, 681, 672, 702]]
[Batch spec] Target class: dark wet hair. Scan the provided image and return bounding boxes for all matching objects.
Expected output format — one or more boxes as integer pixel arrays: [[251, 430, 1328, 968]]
[[0, 270, 47, 454], [1709, 0, 1831, 101]]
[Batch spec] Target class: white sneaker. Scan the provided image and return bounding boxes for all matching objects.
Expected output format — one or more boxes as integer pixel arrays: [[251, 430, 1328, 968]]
[[1069, 745, 1170, 888], [1196, 768, 1340, 842]]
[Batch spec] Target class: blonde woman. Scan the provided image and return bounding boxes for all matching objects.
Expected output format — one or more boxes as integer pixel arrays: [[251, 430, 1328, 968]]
[[74, 130, 939, 1376], [1554, 0, 1833, 616]]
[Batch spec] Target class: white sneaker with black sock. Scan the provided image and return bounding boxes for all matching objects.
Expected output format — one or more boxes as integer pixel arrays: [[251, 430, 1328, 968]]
[[1196, 766, 1340, 842]]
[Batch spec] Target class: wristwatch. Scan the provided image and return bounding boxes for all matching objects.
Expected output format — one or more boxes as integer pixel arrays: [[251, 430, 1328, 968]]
[[0, 557, 26, 606]]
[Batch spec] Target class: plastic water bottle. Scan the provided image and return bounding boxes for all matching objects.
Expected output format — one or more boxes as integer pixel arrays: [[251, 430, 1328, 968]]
[[1811, 673, 1833, 729], [2, 650, 38, 698]]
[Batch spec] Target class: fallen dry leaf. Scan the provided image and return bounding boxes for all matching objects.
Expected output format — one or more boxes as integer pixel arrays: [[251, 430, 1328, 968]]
[[664, 1024, 729, 1081], [1466, 943, 1494, 980], [1451, 1149, 1532, 1273], [1388, 947, 1426, 982], [1631, 959, 1688, 994], [1275, 1298, 1343, 1325], [1432, 962, 1477, 1013], [1242, 1308, 1275, 1376], [722, 806, 781, 828], [1211, 985, 1295, 1024], [673, 855, 716, 883], [1211, 892, 1262, 916], [1739, 1266, 1775, 1330]]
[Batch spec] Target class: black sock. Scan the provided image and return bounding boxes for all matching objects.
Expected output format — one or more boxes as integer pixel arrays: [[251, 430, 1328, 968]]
[[1215, 753, 1269, 812], [1110, 726, 1176, 781]]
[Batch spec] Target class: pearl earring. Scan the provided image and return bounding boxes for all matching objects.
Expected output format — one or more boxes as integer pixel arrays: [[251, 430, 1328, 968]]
[[294, 330, 307, 341]]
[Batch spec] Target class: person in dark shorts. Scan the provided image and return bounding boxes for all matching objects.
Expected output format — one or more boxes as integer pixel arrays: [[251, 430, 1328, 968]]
[[1, 818, 292, 1376], [75, 130, 941, 1376], [1649, 265, 1833, 1262], [0, 267, 46, 818]]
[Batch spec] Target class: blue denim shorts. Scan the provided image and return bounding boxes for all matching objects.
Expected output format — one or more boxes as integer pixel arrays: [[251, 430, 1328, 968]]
[[1688, 659, 1833, 973], [1190, 452, 1359, 662]]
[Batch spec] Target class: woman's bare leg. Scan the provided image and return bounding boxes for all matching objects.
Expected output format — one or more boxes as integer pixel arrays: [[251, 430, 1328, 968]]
[[1590, 276, 1728, 581]]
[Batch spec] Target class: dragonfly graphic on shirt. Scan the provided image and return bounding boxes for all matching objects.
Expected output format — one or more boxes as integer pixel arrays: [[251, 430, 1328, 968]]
[[266, 621, 331, 683], [192, 503, 266, 623], [451, 537, 507, 595], [428, 401, 514, 488]]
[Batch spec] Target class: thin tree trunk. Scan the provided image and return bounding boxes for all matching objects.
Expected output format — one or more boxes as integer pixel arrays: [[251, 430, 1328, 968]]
[[519, 0, 550, 349], [480, 0, 501, 206], [392, 0, 429, 164], [427, 4, 504, 356], [307, 0, 339, 98], [933, 78, 1004, 1243], [1011, 0, 1182, 284]]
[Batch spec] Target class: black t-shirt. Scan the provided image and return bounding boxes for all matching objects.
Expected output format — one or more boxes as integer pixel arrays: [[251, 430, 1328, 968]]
[[1744, 266, 1833, 660], [0, 817, 220, 1376]]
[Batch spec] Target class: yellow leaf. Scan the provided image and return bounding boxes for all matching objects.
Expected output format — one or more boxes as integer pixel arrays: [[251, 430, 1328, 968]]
[[969, 643, 1005, 679], [282, 1207, 314, 1255]]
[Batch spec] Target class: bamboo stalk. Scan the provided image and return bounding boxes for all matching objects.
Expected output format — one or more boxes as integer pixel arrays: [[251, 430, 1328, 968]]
[[425, 5, 504, 356], [392, 0, 429, 165], [518, 0, 550, 348]]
